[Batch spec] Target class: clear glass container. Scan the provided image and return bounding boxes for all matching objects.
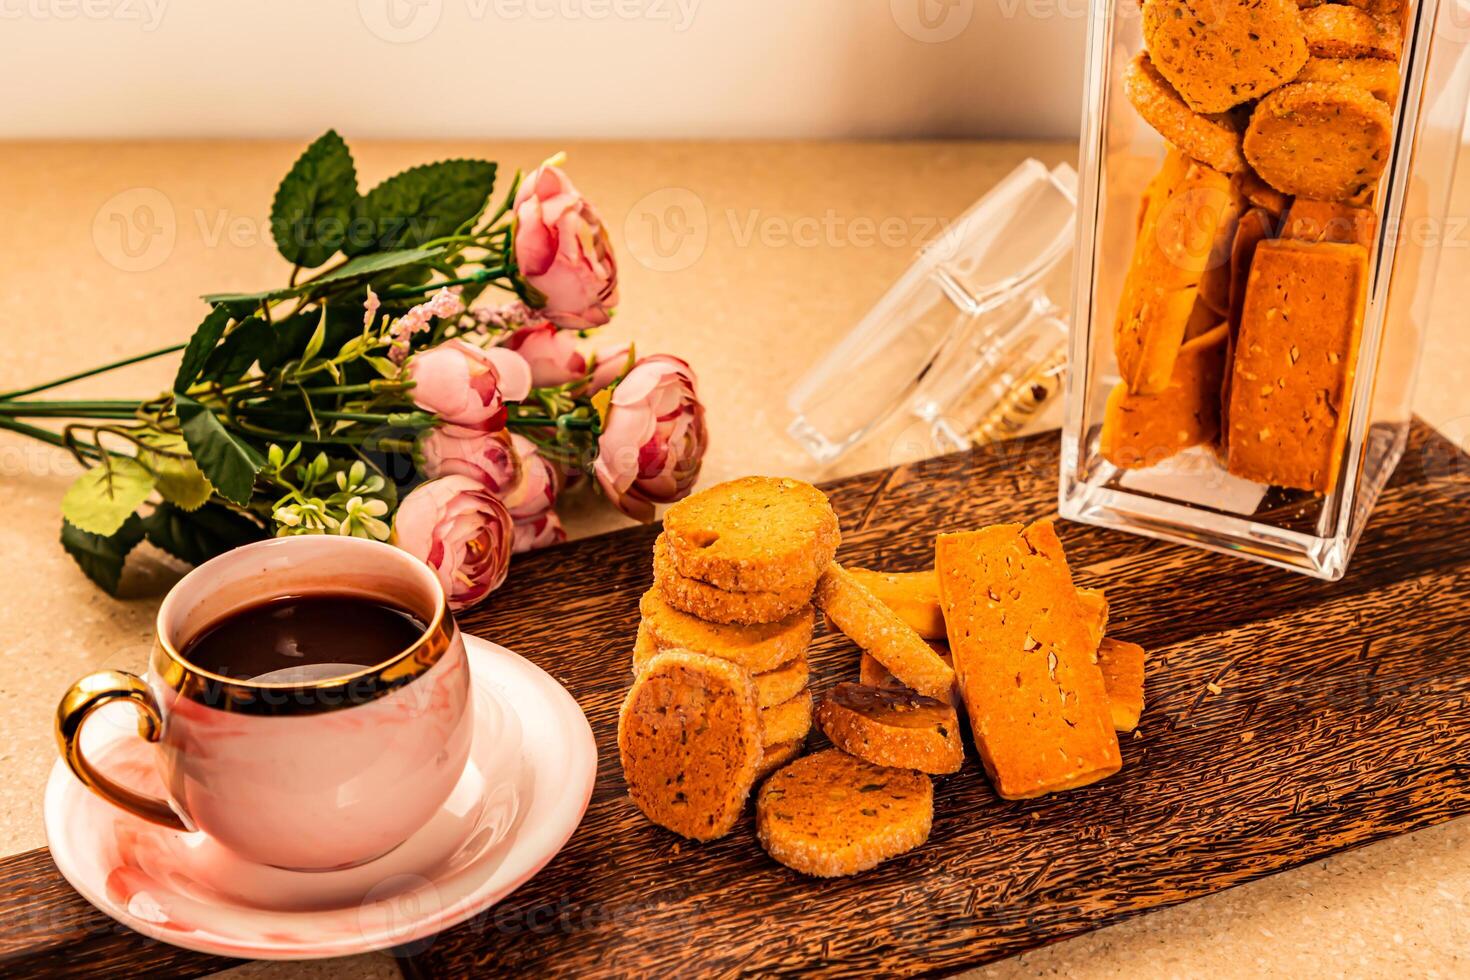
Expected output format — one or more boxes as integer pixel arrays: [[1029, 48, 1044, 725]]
[[1060, 0, 1470, 579]]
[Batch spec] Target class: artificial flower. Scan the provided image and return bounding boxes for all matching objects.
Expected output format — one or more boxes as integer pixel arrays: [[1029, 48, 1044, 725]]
[[513, 164, 619, 330], [502, 321, 587, 387], [593, 354, 707, 521], [407, 339, 533, 432], [393, 475, 515, 610]]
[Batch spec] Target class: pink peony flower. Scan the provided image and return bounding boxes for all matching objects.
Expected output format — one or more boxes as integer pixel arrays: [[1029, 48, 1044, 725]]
[[407, 339, 533, 432], [502, 321, 588, 388], [387, 287, 465, 364], [593, 354, 707, 522], [417, 427, 521, 493], [499, 434, 567, 553], [393, 475, 514, 610], [512, 164, 619, 330], [584, 342, 635, 394]]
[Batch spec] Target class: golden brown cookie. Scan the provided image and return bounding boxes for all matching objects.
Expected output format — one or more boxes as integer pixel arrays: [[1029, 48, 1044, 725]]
[[1302, 4, 1401, 60], [1294, 55, 1400, 102], [1101, 324, 1231, 469], [761, 688, 814, 746], [1114, 153, 1234, 393], [1142, 0, 1309, 113], [859, 643, 960, 707], [1282, 198, 1376, 247], [1076, 587, 1110, 650], [631, 624, 809, 709], [1124, 53, 1247, 173], [815, 682, 963, 774], [654, 534, 813, 626], [1098, 638, 1147, 732], [661, 476, 839, 593], [935, 521, 1121, 800], [816, 562, 956, 701], [755, 748, 933, 877], [618, 650, 762, 841], [1244, 81, 1391, 201], [1226, 239, 1368, 491], [1234, 168, 1292, 216], [638, 586, 813, 674], [845, 568, 946, 639], [1197, 175, 1246, 316], [755, 739, 805, 781]]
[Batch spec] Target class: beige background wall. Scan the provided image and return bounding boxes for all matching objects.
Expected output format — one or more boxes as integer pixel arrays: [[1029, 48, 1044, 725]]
[[0, 0, 1090, 139]]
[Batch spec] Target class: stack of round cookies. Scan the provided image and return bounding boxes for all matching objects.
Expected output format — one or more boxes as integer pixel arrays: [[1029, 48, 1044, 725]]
[[618, 477, 838, 841]]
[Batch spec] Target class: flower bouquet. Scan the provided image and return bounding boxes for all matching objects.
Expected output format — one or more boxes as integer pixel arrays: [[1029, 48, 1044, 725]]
[[0, 132, 707, 609]]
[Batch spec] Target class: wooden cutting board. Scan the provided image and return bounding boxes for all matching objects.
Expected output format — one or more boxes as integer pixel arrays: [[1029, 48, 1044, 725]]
[[2, 420, 1468, 978]]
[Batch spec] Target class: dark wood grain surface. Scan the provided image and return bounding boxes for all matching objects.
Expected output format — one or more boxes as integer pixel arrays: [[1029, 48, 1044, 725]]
[[2, 420, 1468, 978]]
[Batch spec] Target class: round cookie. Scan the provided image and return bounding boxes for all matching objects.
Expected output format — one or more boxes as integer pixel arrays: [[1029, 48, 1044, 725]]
[[654, 534, 813, 626], [815, 682, 963, 775], [760, 688, 814, 746], [1243, 81, 1392, 200], [662, 476, 840, 593], [755, 749, 933, 877], [1294, 55, 1399, 103], [1124, 53, 1247, 174], [618, 650, 763, 841], [1142, 0, 1308, 113], [632, 625, 810, 709], [1302, 4, 1400, 60], [638, 586, 813, 674], [755, 739, 805, 781]]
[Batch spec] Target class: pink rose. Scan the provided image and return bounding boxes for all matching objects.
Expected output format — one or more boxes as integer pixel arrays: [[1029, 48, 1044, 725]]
[[407, 339, 532, 431], [393, 475, 514, 610], [499, 434, 567, 553], [513, 164, 619, 330], [584, 342, 634, 394], [417, 428, 521, 493], [502, 321, 587, 388], [593, 355, 707, 522]]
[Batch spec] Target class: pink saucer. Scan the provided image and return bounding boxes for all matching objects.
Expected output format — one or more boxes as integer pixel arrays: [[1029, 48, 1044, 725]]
[[44, 636, 596, 960]]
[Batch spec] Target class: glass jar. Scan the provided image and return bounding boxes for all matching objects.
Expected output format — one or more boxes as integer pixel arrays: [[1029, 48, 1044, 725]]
[[1059, 0, 1470, 578]]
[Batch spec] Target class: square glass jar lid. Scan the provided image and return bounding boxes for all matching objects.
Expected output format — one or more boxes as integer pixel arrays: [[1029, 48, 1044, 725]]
[[786, 158, 1077, 464]]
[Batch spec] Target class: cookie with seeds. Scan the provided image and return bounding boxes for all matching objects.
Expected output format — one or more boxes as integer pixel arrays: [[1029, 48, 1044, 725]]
[[845, 568, 946, 639], [1244, 81, 1391, 202], [816, 562, 956, 701], [662, 476, 840, 593], [755, 748, 933, 877], [1142, 0, 1309, 113], [618, 650, 762, 841], [1294, 55, 1400, 102], [632, 622, 810, 709], [755, 739, 805, 781], [761, 688, 814, 746], [638, 586, 813, 674], [1302, 4, 1400, 60], [1124, 53, 1247, 174], [816, 682, 963, 774], [654, 534, 813, 625]]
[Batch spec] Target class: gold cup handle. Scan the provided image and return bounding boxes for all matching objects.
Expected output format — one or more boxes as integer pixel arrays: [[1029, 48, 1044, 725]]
[[55, 670, 187, 831]]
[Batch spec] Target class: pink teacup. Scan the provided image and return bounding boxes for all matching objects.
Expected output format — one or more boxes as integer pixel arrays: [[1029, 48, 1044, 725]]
[[55, 536, 476, 871]]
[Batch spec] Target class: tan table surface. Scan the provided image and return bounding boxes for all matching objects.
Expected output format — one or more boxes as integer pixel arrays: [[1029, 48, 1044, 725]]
[[0, 139, 1465, 979]]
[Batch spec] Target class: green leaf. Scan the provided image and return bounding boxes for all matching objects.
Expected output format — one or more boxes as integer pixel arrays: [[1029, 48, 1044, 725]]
[[270, 130, 358, 269], [300, 306, 328, 364], [343, 160, 496, 256], [60, 515, 147, 596], [136, 430, 213, 511], [173, 305, 232, 393], [143, 501, 265, 567], [201, 245, 449, 307], [174, 395, 263, 505], [200, 316, 271, 386], [60, 457, 156, 536]]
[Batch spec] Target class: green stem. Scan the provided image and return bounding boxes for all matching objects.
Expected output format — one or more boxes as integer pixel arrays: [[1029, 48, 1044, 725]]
[[0, 417, 104, 459], [0, 399, 143, 419], [506, 414, 600, 433], [381, 266, 510, 300], [0, 344, 186, 400]]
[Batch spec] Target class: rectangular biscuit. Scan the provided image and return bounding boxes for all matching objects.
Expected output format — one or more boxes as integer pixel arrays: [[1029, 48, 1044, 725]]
[[1097, 638, 1146, 733], [1100, 324, 1230, 469], [1115, 158, 1234, 394], [816, 563, 954, 701], [935, 521, 1121, 799], [1226, 239, 1368, 492], [1075, 587, 1109, 651], [1282, 199, 1376, 249], [845, 569, 945, 639]]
